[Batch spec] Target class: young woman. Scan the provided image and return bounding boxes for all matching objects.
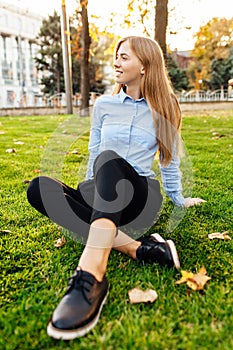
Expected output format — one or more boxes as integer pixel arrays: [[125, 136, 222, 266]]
[[27, 36, 205, 340]]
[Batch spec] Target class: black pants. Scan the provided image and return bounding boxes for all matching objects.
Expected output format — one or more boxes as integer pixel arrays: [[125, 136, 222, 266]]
[[27, 150, 162, 242]]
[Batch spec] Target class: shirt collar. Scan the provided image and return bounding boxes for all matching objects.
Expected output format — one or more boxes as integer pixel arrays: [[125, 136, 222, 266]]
[[119, 88, 145, 104]]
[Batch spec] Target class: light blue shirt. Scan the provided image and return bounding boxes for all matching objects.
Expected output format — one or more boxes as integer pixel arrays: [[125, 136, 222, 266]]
[[86, 89, 185, 206]]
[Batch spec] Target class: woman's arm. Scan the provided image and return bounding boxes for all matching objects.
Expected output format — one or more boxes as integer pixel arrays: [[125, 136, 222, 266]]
[[160, 151, 206, 208], [85, 100, 103, 180], [160, 156, 185, 206]]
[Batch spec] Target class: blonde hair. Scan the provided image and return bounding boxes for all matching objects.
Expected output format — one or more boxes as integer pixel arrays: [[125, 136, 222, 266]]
[[112, 36, 181, 166]]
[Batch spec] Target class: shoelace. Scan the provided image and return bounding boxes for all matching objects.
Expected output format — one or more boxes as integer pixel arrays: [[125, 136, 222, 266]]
[[67, 269, 95, 304]]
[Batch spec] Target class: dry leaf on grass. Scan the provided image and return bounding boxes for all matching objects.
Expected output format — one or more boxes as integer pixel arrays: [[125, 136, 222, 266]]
[[176, 267, 211, 291], [175, 270, 194, 284], [69, 150, 80, 154], [22, 180, 31, 184], [208, 231, 231, 240], [32, 169, 41, 173], [14, 141, 24, 145], [54, 235, 66, 248], [128, 287, 158, 304], [6, 148, 17, 153], [0, 229, 12, 234]]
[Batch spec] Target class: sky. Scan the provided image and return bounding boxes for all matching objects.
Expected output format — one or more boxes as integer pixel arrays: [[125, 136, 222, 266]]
[[3, 0, 232, 50]]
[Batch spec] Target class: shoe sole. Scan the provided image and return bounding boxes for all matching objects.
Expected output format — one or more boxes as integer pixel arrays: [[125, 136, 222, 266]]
[[166, 240, 180, 270], [47, 291, 108, 340], [151, 233, 166, 243], [151, 233, 180, 270]]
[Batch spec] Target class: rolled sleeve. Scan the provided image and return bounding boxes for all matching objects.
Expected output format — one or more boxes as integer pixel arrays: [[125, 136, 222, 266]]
[[160, 156, 185, 207]]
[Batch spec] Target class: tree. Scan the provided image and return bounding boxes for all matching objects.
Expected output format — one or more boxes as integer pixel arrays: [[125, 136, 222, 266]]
[[124, 0, 154, 37], [155, 0, 168, 57], [36, 11, 81, 96], [123, 0, 169, 58], [35, 10, 106, 98], [35, 11, 64, 95], [167, 54, 190, 91], [79, 0, 91, 111], [88, 25, 116, 94], [192, 17, 233, 83], [209, 48, 233, 90], [72, 12, 115, 95], [124, 0, 169, 58]]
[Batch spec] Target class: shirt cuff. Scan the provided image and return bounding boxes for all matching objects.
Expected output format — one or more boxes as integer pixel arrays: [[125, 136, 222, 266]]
[[167, 192, 186, 207]]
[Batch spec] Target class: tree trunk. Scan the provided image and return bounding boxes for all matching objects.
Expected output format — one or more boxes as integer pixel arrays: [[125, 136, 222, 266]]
[[56, 57, 61, 94], [80, 0, 90, 113], [154, 0, 168, 58]]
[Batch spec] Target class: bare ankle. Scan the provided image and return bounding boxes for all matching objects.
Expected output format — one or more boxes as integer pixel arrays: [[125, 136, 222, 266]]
[[128, 241, 141, 259], [78, 246, 111, 282], [114, 241, 141, 259]]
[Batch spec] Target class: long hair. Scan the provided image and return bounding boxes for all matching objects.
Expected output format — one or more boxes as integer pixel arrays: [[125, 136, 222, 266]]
[[112, 36, 181, 166]]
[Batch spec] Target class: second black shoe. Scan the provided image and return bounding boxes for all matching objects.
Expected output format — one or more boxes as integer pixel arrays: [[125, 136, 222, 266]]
[[136, 234, 180, 269], [47, 268, 108, 340]]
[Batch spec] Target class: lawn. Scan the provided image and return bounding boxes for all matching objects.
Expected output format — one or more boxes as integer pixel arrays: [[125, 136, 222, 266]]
[[0, 110, 232, 350]]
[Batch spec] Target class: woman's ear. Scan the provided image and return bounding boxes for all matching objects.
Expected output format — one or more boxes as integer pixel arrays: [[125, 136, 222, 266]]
[[141, 66, 145, 75]]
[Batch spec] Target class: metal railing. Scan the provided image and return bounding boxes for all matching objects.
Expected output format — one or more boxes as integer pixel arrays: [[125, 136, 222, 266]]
[[46, 90, 233, 106], [43, 92, 100, 108], [1, 90, 232, 109], [178, 89, 232, 102]]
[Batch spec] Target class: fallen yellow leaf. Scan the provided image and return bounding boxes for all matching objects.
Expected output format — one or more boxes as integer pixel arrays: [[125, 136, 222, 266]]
[[176, 267, 211, 291], [188, 275, 211, 291], [175, 270, 194, 284], [198, 266, 207, 275], [128, 287, 158, 304]]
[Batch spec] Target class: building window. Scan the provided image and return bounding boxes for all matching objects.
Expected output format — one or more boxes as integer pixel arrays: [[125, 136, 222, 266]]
[[29, 42, 39, 85], [2, 36, 13, 83], [7, 90, 15, 106], [16, 37, 26, 85]]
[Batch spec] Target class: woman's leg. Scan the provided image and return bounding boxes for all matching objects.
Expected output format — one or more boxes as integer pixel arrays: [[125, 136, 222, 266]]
[[47, 179, 119, 339], [78, 218, 116, 281], [113, 229, 140, 259], [27, 176, 92, 240], [27, 173, 177, 270], [27, 175, 141, 262]]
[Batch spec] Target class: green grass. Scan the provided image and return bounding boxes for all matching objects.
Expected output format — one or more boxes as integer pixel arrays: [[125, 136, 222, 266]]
[[0, 110, 232, 350]]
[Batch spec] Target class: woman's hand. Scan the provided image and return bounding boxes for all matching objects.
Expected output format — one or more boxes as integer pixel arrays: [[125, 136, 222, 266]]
[[184, 197, 206, 208]]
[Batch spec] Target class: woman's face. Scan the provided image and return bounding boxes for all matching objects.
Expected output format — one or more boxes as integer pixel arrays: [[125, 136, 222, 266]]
[[114, 40, 144, 88]]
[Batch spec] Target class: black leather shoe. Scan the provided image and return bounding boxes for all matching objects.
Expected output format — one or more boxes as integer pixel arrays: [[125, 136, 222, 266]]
[[47, 268, 108, 340], [136, 234, 180, 269]]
